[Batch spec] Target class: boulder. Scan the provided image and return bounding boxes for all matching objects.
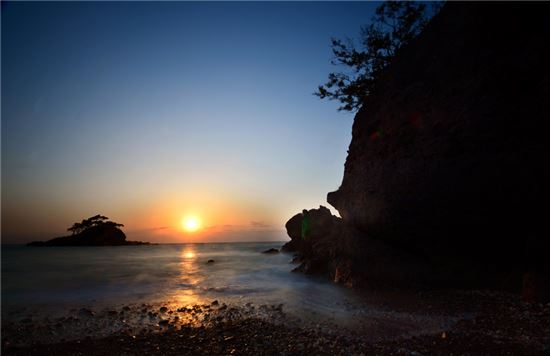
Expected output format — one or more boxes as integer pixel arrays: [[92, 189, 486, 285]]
[[281, 213, 303, 252], [282, 206, 341, 254]]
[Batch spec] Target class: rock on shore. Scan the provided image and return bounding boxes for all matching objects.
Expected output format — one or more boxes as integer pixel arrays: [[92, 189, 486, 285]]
[[282, 206, 431, 288], [288, 3, 550, 299]]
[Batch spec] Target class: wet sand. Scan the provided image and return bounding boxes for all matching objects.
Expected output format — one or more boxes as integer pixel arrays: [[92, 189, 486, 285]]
[[2, 289, 549, 355]]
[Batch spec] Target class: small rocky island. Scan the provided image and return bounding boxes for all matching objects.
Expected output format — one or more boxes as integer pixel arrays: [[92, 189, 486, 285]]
[[27, 215, 150, 246]]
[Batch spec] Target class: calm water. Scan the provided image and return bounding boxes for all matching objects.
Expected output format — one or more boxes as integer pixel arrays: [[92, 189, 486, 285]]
[[2, 241, 459, 341], [2, 242, 372, 323]]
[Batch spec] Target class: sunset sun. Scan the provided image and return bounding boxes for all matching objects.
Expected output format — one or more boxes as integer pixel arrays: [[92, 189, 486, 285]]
[[182, 216, 201, 232]]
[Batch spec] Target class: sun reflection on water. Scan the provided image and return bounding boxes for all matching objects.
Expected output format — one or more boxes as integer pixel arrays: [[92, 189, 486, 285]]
[[180, 245, 198, 261], [175, 246, 203, 305]]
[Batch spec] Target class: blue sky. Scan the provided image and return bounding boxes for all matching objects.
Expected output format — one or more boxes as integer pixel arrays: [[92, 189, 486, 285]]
[[2, 1, 379, 243]]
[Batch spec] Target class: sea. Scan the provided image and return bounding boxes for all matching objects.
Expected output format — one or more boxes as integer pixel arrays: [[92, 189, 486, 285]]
[[1, 241, 455, 340]]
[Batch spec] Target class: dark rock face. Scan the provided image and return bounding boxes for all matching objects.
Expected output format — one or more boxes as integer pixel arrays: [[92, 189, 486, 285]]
[[283, 206, 341, 277], [288, 3, 549, 296], [281, 213, 303, 252], [284, 207, 431, 287], [27, 225, 148, 246], [282, 206, 341, 252], [325, 3, 549, 293]]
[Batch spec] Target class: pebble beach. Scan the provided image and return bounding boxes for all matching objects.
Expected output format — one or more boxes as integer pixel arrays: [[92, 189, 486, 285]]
[[3, 290, 549, 355]]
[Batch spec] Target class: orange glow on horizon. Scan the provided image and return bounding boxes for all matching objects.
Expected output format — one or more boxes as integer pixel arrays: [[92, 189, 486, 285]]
[[110, 191, 281, 243]]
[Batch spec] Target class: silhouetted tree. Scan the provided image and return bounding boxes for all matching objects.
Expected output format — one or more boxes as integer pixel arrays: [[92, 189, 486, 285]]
[[315, 1, 442, 112], [67, 222, 83, 235], [67, 215, 123, 235]]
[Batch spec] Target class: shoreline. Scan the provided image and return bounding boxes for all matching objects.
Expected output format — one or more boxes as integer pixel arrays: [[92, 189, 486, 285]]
[[3, 289, 549, 355]]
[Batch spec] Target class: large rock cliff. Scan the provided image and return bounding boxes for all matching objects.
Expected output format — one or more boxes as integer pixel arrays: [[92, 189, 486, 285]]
[[289, 3, 550, 297]]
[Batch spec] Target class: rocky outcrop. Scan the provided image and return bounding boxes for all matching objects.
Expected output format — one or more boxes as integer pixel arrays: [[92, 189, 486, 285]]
[[281, 213, 303, 252], [283, 206, 341, 276], [282, 206, 341, 253], [27, 225, 149, 246], [284, 207, 341, 274], [284, 207, 432, 288], [289, 3, 550, 297]]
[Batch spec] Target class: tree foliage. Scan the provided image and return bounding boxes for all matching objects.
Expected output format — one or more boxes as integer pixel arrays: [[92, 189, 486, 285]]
[[315, 1, 441, 112], [67, 214, 124, 235]]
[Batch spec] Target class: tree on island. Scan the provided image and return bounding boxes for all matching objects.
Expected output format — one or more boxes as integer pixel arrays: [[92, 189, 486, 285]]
[[27, 214, 150, 246], [67, 214, 124, 235], [315, 1, 442, 112]]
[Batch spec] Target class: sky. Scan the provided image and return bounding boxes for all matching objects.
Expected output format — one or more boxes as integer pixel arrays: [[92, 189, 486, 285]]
[[2, 1, 379, 243]]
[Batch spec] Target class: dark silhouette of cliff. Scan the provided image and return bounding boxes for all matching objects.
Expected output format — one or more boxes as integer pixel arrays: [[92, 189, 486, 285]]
[[287, 3, 550, 300], [27, 215, 150, 246]]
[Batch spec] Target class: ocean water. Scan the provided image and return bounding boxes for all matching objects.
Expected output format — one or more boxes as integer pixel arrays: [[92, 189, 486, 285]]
[[2, 243, 364, 320], [2, 241, 456, 338]]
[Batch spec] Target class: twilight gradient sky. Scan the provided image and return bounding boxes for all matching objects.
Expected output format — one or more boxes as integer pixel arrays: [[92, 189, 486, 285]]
[[2, 2, 378, 243]]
